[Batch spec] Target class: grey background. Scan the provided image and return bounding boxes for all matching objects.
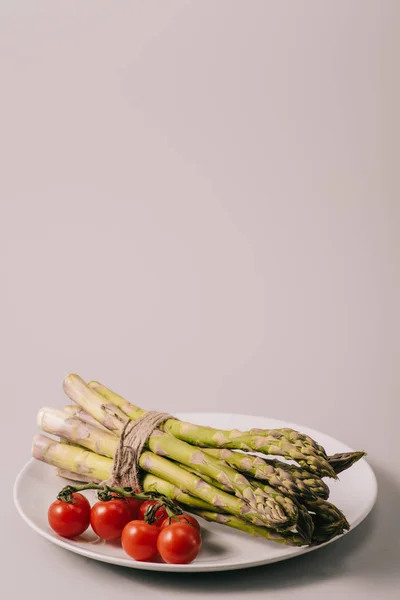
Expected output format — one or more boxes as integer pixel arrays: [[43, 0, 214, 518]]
[[2, 1, 399, 598]]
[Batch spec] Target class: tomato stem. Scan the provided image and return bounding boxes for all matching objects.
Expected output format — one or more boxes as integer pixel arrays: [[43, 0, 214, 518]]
[[56, 483, 183, 518]]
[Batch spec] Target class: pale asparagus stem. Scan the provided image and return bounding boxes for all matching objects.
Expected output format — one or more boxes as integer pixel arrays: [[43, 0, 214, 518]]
[[38, 407, 119, 458], [191, 510, 306, 547], [32, 435, 279, 529], [63, 405, 117, 435], [89, 380, 336, 479], [57, 468, 100, 483], [32, 434, 113, 481], [58, 437, 90, 451], [204, 448, 319, 500], [63, 374, 126, 434]]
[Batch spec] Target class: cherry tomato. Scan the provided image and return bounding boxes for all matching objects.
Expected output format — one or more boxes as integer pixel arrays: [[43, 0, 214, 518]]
[[90, 499, 133, 541], [125, 497, 143, 519], [111, 493, 143, 520], [121, 520, 160, 561], [138, 500, 168, 526], [161, 514, 201, 532], [48, 493, 90, 538], [157, 522, 202, 564]]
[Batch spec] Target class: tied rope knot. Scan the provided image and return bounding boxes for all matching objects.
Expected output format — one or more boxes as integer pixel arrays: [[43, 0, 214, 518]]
[[106, 411, 171, 491]]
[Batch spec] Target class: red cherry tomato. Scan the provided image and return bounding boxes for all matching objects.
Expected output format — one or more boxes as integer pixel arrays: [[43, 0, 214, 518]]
[[138, 500, 168, 526], [48, 493, 90, 538], [157, 522, 202, 564], [121, 520, 160, 561], [90, 499, 133, 541], [161, 514, 201, 532], [125, 497, 143, 520], [111, 493, 143, 520]]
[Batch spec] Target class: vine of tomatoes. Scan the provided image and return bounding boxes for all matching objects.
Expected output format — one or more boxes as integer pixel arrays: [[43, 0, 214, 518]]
[[47, 484, 202, 564]]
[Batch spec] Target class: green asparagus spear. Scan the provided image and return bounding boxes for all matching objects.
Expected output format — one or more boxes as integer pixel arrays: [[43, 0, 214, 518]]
[[32, 434, 113, 481], [328, 451, 366, 474], [261, 458, 330, 499], [192, 511, 306, 546], [204, 448, 319, 500], [142, 474, 225, 512]]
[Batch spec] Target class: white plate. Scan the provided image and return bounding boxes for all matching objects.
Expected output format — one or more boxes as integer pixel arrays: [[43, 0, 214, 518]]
[[14, 412, 377, 572]]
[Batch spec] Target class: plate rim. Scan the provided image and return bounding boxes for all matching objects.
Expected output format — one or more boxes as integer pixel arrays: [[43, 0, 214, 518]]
[[14, 411, 378, 573]]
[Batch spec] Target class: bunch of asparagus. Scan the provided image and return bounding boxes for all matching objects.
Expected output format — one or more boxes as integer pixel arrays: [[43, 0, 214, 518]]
[[32, 374, 365, 547]]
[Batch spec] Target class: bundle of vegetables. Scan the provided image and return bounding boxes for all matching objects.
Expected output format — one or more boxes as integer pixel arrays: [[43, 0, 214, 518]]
[[33, 374, 366, 548]]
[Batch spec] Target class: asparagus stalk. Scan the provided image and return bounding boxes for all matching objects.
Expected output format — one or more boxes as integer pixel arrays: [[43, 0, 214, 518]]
[[306, 497, 350, 530], [191, 511, 306, 546], [248, 427, 327, 461], [32, 434, 113, 481], [293, 500, 315, 543], [38, 407, 118, 458], [311, 519, 349, 544], [262, 458, 330, 499], [256, 477, 348, 530], [247, 478, 314, 543], [177, 463, 233, 493], [142, 474, 224, 512], [328, 451, 366, 474], [88, 380, 336, 478], [57, 468, 99, 483], [63, 405, 116, 435], [63, 374, 126, 434], [205, 451, 330, 500], [203, 448, 319, 500]]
